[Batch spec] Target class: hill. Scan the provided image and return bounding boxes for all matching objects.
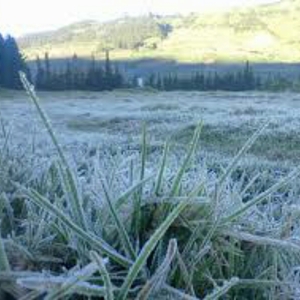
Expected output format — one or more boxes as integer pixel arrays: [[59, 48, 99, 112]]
[[18, 0, 300, 63]]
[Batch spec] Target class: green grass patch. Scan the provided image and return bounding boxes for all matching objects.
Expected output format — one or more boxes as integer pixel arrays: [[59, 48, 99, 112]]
[[173, 123, 300, 162]]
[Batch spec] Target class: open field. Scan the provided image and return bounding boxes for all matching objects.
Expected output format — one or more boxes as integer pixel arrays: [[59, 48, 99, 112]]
[[2, 89, 300, 299], [1, 89, 300, 165]]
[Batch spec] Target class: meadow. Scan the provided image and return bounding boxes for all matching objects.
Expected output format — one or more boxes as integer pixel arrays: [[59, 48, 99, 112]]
[[1, 85, 300, 299]]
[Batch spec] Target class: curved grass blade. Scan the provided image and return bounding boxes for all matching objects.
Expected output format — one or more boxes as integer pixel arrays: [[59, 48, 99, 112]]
[[19, 72, 87, 231], [90, 251, 115, 300], [136, 239, 177, 300], [45, 263, 98, 300], [203, 277, 239, 300]]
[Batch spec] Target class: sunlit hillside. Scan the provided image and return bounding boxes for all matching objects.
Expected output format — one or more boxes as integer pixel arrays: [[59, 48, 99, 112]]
[[19, 0, 300, 62]]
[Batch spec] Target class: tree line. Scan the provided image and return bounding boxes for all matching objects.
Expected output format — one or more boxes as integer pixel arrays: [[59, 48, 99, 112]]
[[145, 62, 300, 91], [1, 31, 299, 92], [146, 62, 259, 91], [0, 33, 31, 89], [35, 51, 124, 91]]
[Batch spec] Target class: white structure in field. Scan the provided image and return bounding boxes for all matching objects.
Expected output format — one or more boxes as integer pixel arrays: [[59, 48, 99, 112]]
[[137, 77, 144, 88]]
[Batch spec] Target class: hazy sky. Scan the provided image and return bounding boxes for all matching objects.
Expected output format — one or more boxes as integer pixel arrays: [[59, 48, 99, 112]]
[[0, 0, 278, 37]]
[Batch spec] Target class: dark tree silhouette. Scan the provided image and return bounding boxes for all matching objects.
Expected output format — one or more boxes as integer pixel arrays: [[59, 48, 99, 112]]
[[0, 34, 29, 89], [0, 34, 5, 87]]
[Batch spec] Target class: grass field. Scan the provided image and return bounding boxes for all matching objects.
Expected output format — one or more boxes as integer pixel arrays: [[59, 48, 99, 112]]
[[2, 88, 300, 299], [2, 89, 300, 164]]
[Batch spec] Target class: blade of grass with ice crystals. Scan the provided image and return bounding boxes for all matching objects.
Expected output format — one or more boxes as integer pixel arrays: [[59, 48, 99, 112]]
[[224, 167, 300, 223], [0, 229, 10, 272], [117, 187, 199, 300], [17, 275, 108, 297], [170, 123, 202, 197], [154, 142, 169, 196], [140, 123, 147, 184], [136, 239, 177, 299], [24, 188, 132, 268], [115, 175, 154, 210], [0, 125, 11, 170], [90, 251, 115, 300], [19, 72, 87, 231], [217, 121, 269, 194], [203, 277, 239, 300], [133, 124, 147, 243], [223, 230, 300, 251], [45, 262, 98, 300], [99, 175, 136, 260], [162, 284, 200, 300]]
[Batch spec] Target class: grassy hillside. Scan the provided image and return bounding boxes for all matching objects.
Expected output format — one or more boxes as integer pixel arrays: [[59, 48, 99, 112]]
[[19, 0, 300, 63]]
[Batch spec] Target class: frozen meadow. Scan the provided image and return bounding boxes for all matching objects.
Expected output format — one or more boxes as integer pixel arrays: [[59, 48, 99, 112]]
[[2, 88, 300, 299], [2, 89, 300, 166]]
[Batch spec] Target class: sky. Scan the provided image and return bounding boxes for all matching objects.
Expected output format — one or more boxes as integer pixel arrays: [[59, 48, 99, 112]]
[[0, 0, 279, 37]]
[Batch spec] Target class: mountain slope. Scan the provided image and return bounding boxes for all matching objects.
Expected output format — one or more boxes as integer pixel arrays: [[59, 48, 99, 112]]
[[18, 0, 300, 63]]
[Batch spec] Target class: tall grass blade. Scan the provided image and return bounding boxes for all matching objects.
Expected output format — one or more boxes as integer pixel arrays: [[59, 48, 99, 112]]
[[90, 251, 115, 300], [99, 175, 136, 260], [170, 123, 202, 197], [217, 121, 269, 191], [0, 229, 10, 272], [19, 72, 87, 231], [154, 142, 169, 196]]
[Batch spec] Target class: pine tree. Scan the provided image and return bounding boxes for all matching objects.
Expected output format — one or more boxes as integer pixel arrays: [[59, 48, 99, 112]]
[[104, 49, 113, 90], [72, 53, 81, 89], [148, 73, 156, 88], [64, 61, 73, 90], [243, 61, 255, 90], [156, 74, 163, 90], [44, 52, 52, 89], [35, 55, 46, 90], [86, 55, 97, 90], [112, 65, 123, 89], [0, 34, 5, 87], [2, 35, 28, 89]]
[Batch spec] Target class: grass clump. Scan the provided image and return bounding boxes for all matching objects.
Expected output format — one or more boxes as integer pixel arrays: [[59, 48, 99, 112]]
[[0, 73, 300, 299]]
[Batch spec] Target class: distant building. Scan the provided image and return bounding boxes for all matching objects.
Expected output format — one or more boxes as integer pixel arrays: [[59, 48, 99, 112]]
[[137, 77, 144, 88]]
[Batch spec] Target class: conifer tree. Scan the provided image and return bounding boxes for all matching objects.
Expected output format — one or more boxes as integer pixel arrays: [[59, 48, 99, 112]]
[[104, 49, 113, 90], [35, 55, 46, 90], [0, 34, 5, 87], [64, 61, 73, 90], [148, 73, 155, 88], [86, 55, 98, 90], [2, 35, 28, 89], [113, 65, 123, 89], [44, 52, 52, 89]]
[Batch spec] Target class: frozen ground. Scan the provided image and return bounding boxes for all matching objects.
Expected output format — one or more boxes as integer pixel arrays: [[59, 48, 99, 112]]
[[1, 89, 300, 169]]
